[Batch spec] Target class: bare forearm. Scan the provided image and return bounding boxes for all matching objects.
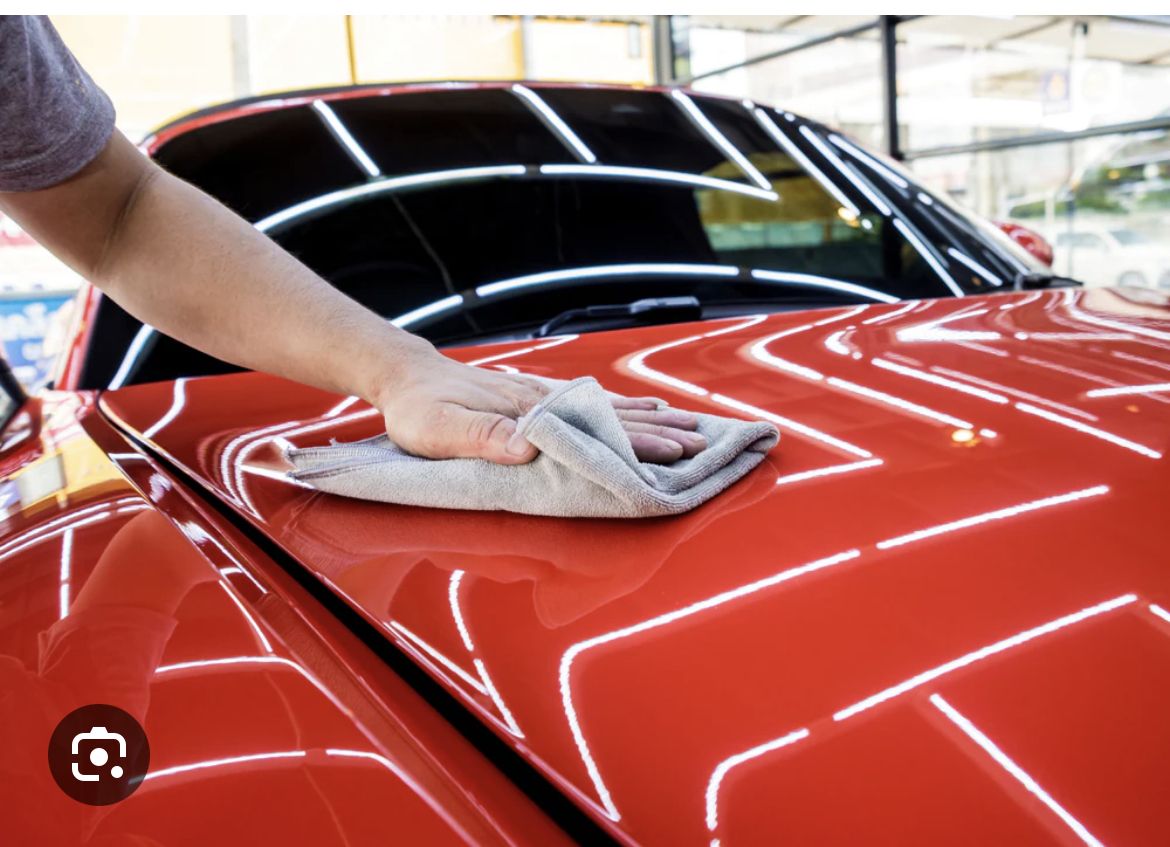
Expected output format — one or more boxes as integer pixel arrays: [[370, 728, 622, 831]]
[[95, 162, 428, 402], [0, 130, 429, 403], [1, 130, 705, 465]]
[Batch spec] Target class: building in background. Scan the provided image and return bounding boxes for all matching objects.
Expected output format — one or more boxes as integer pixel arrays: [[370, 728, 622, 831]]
[[52, 15, 656, 141], [670, 15, 1170, 290]]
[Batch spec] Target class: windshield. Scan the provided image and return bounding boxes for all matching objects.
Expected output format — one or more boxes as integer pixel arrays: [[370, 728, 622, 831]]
[[1111, 229, 1154, 246], [83, 85, 1014, 389]]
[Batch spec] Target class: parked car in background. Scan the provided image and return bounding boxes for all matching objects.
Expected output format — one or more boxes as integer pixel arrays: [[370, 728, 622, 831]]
[[1047, 225, 1170, 290], [4, 83, 1166, 846]]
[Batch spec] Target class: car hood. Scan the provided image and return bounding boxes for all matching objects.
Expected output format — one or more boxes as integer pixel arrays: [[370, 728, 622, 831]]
[[101, 287, 1170, 845]]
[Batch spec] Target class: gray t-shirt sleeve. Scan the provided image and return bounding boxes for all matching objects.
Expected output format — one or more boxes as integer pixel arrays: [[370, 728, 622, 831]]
[[0, 15, 116, 191]]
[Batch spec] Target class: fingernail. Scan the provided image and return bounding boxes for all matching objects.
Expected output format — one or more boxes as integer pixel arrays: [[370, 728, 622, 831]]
[[665, 411, 697, 425], [506, 430, 532, 456], [685, 432, 707, 448]]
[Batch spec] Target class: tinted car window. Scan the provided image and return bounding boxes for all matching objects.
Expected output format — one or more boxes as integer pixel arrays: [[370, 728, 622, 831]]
[[85, 86, 990, 389], [154, 106, 362, 222], [537, 87, 753, 179], [329, 88, 576, 175]]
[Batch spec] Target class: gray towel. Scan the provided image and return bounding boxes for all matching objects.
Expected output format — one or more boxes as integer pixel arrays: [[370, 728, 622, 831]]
[[285, 376, 779, 518]]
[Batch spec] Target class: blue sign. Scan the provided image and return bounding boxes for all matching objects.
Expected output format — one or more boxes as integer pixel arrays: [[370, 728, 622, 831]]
[[0, 293, 74, 388]]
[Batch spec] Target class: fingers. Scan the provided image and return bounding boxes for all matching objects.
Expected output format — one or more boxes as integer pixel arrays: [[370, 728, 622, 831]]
[[627, 432, 685, 463], [408, 403, 539, 465], [469, 372, 550, 417], [621, 420, 707, 458], [610, 395, 661, 411], [616, 407, 699, 430]]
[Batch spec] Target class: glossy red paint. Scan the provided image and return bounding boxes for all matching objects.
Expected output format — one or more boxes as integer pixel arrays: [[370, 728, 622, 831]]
[[0, 393, 573, 845], [997, 221, 1055, 268], [100, 288, 1170, 845]]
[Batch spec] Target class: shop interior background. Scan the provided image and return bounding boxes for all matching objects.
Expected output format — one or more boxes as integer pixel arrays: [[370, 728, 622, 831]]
[[3, 14, 1168, 388]]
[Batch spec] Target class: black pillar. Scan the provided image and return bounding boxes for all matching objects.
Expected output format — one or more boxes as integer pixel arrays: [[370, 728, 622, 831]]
[[879, 15, 902, 160]]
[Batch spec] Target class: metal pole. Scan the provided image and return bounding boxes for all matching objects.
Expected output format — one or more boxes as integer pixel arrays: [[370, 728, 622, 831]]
[[344, 15, 358, 85], [879, 15, 901, 161], [229, 16, 251, 98], [519, 15, 535, 79], [652, 15, 675, 85]]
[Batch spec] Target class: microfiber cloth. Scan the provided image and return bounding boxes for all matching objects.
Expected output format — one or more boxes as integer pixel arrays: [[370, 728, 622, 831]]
[[284, 376, 779, 518]]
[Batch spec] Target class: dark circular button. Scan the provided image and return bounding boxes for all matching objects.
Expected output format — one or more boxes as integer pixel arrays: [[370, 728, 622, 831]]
[[47, 704, 150, 806]]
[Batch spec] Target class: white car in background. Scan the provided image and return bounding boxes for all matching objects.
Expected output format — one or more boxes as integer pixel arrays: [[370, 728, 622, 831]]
[[1047, 226, 1170, 290]]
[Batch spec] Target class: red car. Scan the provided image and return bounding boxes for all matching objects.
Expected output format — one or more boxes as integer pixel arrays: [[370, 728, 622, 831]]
[[2, 82, 1167, 846]]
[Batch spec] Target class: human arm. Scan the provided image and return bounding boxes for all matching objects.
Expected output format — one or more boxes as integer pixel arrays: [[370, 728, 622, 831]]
[[0, 131, 706, 463]]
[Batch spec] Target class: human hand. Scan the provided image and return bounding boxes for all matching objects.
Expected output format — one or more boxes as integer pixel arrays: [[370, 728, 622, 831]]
[[373, 345, 707, 465]]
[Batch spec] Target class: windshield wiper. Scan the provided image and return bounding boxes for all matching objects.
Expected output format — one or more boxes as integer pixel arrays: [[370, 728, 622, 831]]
[[534, 296, 703, 338], [1013, 271, 1083, 290]]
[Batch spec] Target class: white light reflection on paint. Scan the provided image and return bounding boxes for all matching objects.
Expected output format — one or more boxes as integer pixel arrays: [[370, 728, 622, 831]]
[[449, 571, 474, 651], [1065, 297, 1170, 343], [144, 750, 307, 782], [998, 291, 1044, 311], [467, 333, 579, 367], [833, 593, 1134, 721], [705, 727, 811, 832], [897, 308, 999, 343], [180, 521, 269, 596], [142, 378, 188, 439], [627, 316, 766, 397], [930, 366, 1097, 421], [876, 485, 1109, 550], [712, 393, 873, 459], [58, 527, 73, 619], [1110, 350, 1170, 374], [560, 548, 861, 820], [930, 694, 1105, 847], [224, 408, 380, 510], [670, 90, 772, 190], [1085, 382, 1170, 398], [1018, 355, 1128, 391], [774, 457, 883, 487], [1015, 402, 1162, 459], [826, 376, 975, 430], [749, 331, 825, 382], [0, 507, 141, 564], [751, 108, 860, 216], [626, 310, 876, 463], [824, 329, 852, 356], [155, 655, 342, 707], [447, 571, 523, 737], [311, 100, 381, 178], [511, 84, 597, 163], [872, 358, 1009, 404], [862, 301, 920, 326], [219, 581, 274, 654], [539, 163, 778, 201], [388, 620, 488, 696], [1149, 604, 1170, 625], [473, 658, 525, 738]]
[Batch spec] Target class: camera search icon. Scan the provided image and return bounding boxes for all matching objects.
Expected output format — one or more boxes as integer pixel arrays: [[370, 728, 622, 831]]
[[48, 705, 149, 805]]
